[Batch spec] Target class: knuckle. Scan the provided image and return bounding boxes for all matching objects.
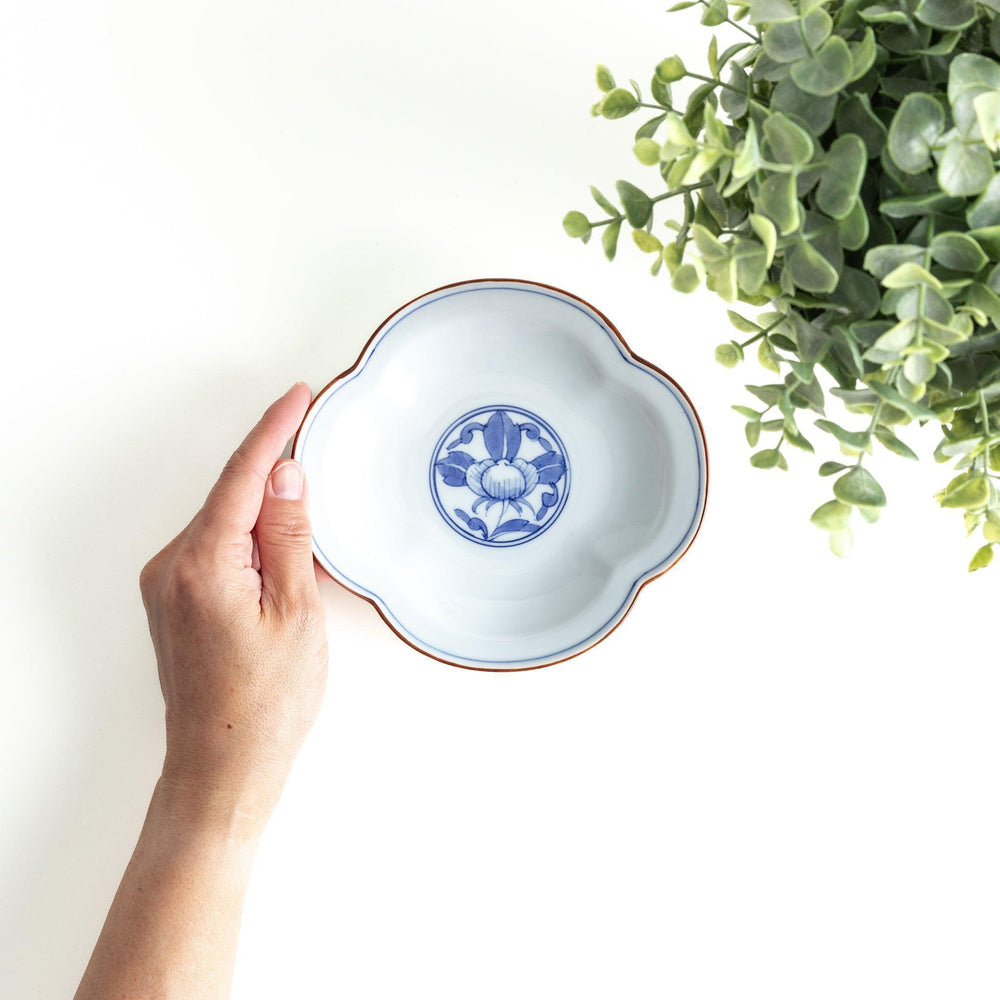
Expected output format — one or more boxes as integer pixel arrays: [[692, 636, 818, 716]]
[[268, 514, 313, 546], [222, 444, 264, 485], [138, 556, 162, 599], [163, 545, 210, 605]]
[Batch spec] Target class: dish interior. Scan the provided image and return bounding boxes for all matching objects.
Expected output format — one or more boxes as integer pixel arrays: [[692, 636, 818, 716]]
[[297, 284, 704, 666]]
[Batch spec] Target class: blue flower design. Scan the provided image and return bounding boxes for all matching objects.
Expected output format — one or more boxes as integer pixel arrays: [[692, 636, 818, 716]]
[[431, 407, 570, 546]]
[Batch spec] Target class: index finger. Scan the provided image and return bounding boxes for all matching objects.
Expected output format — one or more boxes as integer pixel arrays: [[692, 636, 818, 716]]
[[201, 382, 313, 537]]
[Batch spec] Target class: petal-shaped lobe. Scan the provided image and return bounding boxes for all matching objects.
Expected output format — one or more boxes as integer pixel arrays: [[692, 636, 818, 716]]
[[530, 450, 567, 485], [466, 460, 493, 496]]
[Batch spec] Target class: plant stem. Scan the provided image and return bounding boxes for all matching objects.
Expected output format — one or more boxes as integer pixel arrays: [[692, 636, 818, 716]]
[[696, 0, 761, 42], [981, 390, 993, 475], [854, 401, 883, 469], [652, 181, 712, 204], [686, 71, 750, 96], [741, 317, 785, 349], [677, 190, 696, 246], [916, 218, 936, 349]]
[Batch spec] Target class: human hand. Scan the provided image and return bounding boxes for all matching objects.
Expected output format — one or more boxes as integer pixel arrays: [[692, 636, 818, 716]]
[[75, 384, 328, 1000], [139, 382, 328, 833]]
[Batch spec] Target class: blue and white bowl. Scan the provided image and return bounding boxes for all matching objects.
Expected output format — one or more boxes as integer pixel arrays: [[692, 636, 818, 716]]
[[293, 279, 708, 670]]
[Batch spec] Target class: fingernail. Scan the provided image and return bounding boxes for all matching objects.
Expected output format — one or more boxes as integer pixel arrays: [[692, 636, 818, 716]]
[[271, 461, 304, 500]]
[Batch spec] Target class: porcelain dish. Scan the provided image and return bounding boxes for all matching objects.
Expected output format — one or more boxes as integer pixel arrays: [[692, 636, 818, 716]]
[[293, 279, 708, 670]]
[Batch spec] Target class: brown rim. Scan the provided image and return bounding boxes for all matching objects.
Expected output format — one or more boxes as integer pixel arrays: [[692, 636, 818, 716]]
[[292, 277, 710, 672]]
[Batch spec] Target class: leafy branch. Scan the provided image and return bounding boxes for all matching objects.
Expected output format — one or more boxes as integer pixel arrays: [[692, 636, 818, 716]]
[[564, 0, 1000, 570]]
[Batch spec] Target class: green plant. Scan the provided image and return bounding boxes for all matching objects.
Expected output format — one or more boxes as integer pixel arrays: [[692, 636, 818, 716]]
[[564, 0, 1000, 569]]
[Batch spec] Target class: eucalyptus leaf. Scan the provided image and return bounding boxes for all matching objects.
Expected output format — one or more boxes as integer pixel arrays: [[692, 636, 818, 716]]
[[748, 0, 798, 25], [563, 212, 592, 239], [727, 310, 760, 334], [834, 466, 887, 507], [880, 191, 965, 218], [881, 263, 943, 292], [937, 133, 994, 198], [771, 77, 837, 135], [849, 28, 878, 81], [763, 113, 814, 166], [763, 9, 832, 64], [969, 544, 995, 571], [949, 53, 1000, 138], [787, 236, 840, 293], [700, 0, 727, 27], [602, 218, 623, 260], [715, 342, 743, 367], [903, 351, 935, 385], [879, 20, 931, 56], [600, 88, 639, 120], [750, 447, 784, 468], [672, 264, 700, 293], [864, 245, 925, 281], [656, 56, 686, 83], [749, 213, 777, 267], [720, 64, 750, 119], [829, 527, 854, 556], [860, 5, 908, 25], [819, 461, 851, 476], [590, 186, 619, 216], [835, 203, 868, 256], [730, 119, 763, 186], [869, 381, 937, 420], [930, 233, 989, 272], [790, 37, 854, 98], [615, 180, 652, 227], [969, 225, 1000, 257], [757, 171, 801, 234], [914, 0, 976, 31], [937, 473, 990, 509], [788, 312, 830, 364], [887, 92, 945, 173], [816, 135, 867, 219], [967, 172, 1000, 227], [816, 419, 871, 451], [873, 426, 919, 459], [811, 499, 852, 530], [830, 267, 880, 319], [856, 505, 881, 524], [634, 137, 660, 166], [974, 91, 1000, 154], [633, 229, 662, 253], [986, 511, 1000, 543], [596, 65, 616, 93], [836, 93, 888, 158]]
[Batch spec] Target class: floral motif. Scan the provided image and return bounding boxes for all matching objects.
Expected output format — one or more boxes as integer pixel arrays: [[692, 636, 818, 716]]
[[431, 406, 570, 546]]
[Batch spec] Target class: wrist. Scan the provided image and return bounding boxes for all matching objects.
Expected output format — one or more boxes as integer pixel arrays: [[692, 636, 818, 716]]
[[152, 766, 275, 848]]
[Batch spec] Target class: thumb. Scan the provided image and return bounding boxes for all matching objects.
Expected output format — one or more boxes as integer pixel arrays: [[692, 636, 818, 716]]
[[255, 459, 318, 616]]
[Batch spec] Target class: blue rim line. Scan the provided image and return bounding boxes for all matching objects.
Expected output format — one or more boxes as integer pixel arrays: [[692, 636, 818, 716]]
[[299, 282, 706, 667]]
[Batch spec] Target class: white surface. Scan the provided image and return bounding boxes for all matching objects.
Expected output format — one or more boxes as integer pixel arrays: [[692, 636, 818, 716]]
[[296, 280, 706, 668], [1, 2, 998, 998]]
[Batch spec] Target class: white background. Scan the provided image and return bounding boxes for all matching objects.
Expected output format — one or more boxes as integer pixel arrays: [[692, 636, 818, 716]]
[[1, 2, 998, 998]]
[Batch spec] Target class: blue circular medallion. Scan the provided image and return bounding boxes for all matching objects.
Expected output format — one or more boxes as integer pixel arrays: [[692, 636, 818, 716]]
[[430, 405, 571, 547]]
